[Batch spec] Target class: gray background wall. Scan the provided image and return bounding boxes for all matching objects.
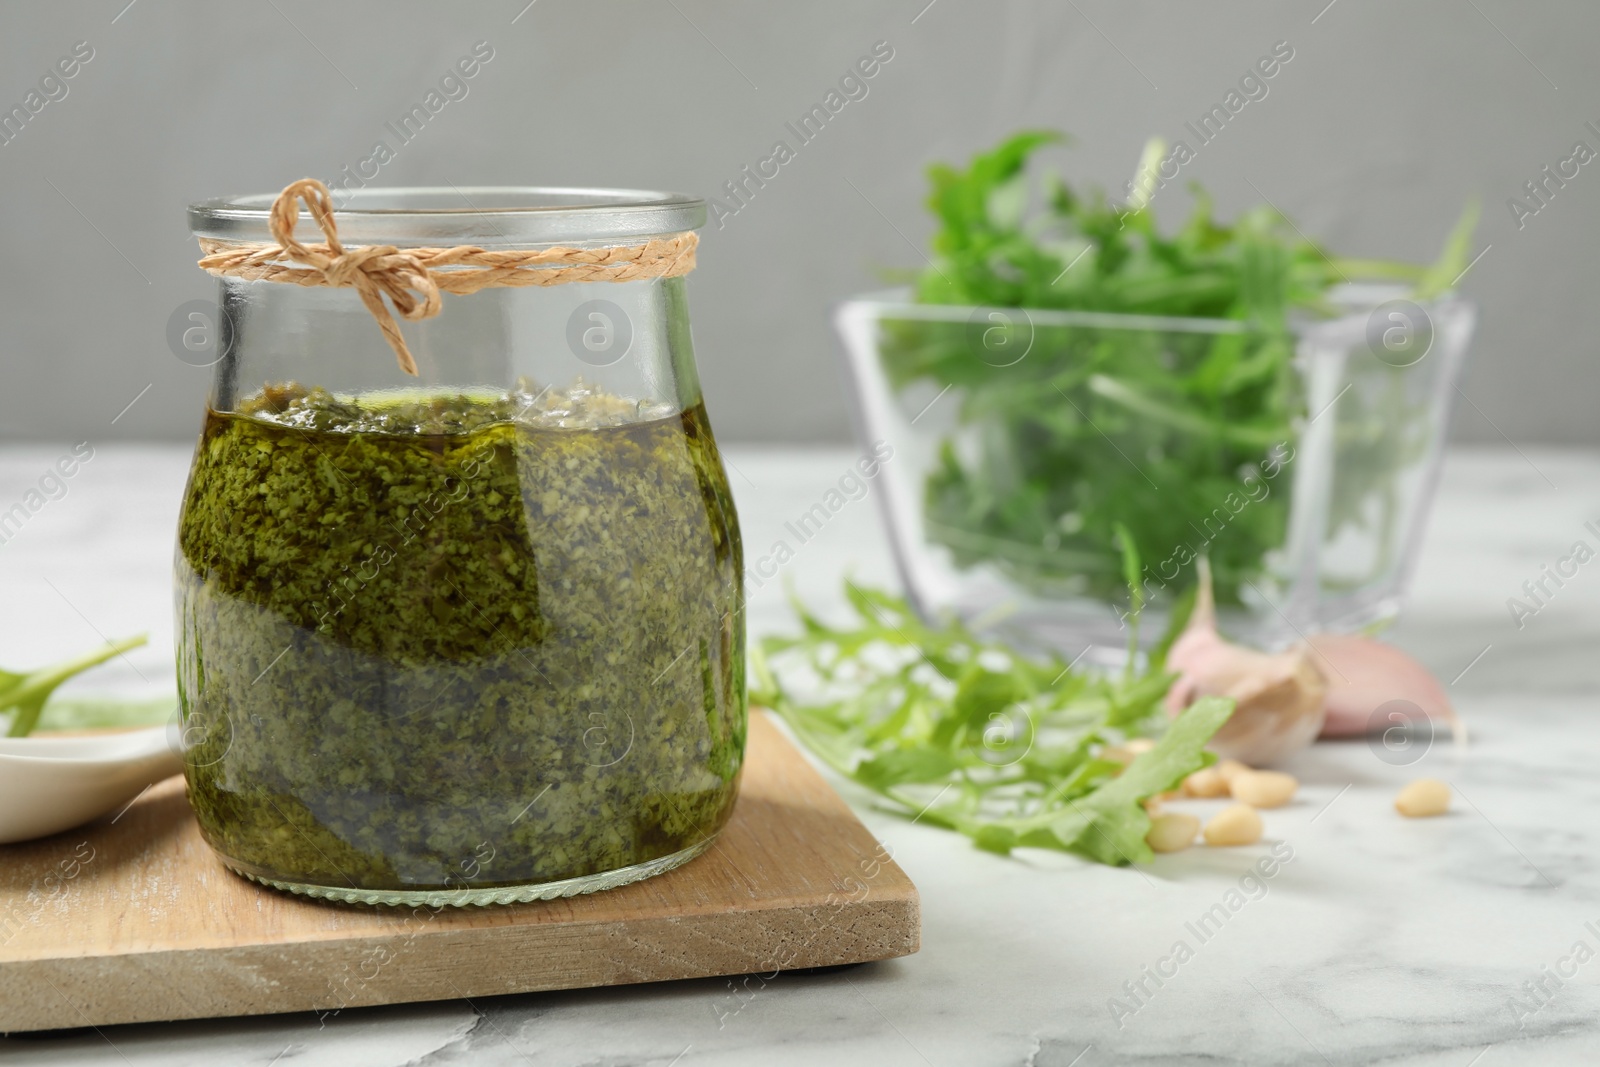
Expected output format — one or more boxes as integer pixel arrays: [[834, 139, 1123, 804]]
[[0, 0, 1594, 445]]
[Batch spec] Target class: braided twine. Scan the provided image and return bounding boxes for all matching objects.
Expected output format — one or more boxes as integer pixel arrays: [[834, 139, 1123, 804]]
[[196, 178, 698, 375]]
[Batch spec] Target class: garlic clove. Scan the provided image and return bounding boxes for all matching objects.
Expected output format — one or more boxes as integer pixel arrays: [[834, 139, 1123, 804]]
[[1204, 643, 1327, 766], [1308, 633, 1464, 743], [1164, 559, 1327, 766]]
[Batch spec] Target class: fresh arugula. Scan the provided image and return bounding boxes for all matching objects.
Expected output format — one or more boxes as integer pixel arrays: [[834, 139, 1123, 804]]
[[881, 131, 1475, 605], [751, 582, 1232, 866], [1, 634, 149, 737]]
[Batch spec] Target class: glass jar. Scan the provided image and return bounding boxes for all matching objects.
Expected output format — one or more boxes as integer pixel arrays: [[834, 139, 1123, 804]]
[[177, 186, 744, 906]]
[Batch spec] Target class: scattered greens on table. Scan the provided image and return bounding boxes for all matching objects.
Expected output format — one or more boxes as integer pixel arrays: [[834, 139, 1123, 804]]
[[880, 130, 1477, 604], [751, 578, 1230, 866]]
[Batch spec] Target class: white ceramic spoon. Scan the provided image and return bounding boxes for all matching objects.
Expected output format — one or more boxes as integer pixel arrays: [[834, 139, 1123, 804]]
[[0, 725, 184, 844]]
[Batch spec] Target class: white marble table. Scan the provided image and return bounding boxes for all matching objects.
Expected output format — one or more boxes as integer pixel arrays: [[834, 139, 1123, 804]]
[[2, 442, 1599, 1066]]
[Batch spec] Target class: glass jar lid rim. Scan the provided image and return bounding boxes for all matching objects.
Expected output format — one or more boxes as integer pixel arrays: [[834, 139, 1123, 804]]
[[189, 186, 706, 245]]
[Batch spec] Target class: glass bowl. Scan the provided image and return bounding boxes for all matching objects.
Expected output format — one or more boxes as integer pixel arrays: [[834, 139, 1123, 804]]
[[835, 284, 1474, 655]]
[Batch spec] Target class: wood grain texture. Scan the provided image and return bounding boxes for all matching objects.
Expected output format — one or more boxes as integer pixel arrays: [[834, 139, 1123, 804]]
[[0, 712, 918, 1033]]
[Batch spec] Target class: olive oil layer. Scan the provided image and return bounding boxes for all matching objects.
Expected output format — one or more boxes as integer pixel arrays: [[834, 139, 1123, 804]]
[[176, 385, 745, 892]]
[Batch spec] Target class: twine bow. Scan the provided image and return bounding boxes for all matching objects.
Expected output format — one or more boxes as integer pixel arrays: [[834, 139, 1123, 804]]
[[268, 178, 438, 375], [197, 178, 699, 376]]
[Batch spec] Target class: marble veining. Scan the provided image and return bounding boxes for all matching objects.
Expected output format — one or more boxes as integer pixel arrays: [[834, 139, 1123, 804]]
[[2, 444, 1599, 1065]]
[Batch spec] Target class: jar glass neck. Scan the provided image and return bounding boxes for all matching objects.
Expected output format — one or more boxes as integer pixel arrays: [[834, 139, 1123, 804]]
[[211, 275, 702, 418]]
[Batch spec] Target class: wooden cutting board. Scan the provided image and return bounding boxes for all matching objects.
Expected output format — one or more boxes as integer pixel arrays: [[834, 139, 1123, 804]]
[[0, 712, 918, 1033]]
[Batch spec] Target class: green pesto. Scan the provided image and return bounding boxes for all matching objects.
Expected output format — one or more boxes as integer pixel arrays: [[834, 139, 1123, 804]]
[[176, 381, 745, 895]]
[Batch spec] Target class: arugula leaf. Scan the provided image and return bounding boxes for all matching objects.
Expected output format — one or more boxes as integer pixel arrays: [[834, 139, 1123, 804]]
[[754, 584, 1235, 866], [999, 697, 1231, 865], [1414, 200, 1481, 300], [1, 634, 149, 737], [883, 131, 1477, 606]]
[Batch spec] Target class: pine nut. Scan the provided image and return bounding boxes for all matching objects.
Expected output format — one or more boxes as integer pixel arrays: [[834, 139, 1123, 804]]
[[1146, 812, 1201, 853], [1101, 745, 1135, 766], [1105, 738, 1156, 768], [1230, 770, 1298, 809], [1183, 766, 1229, 798], [1203, 803, 1264, 846], [1216, 758, 1251, 784], [1395, 778, 1450, 818]]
